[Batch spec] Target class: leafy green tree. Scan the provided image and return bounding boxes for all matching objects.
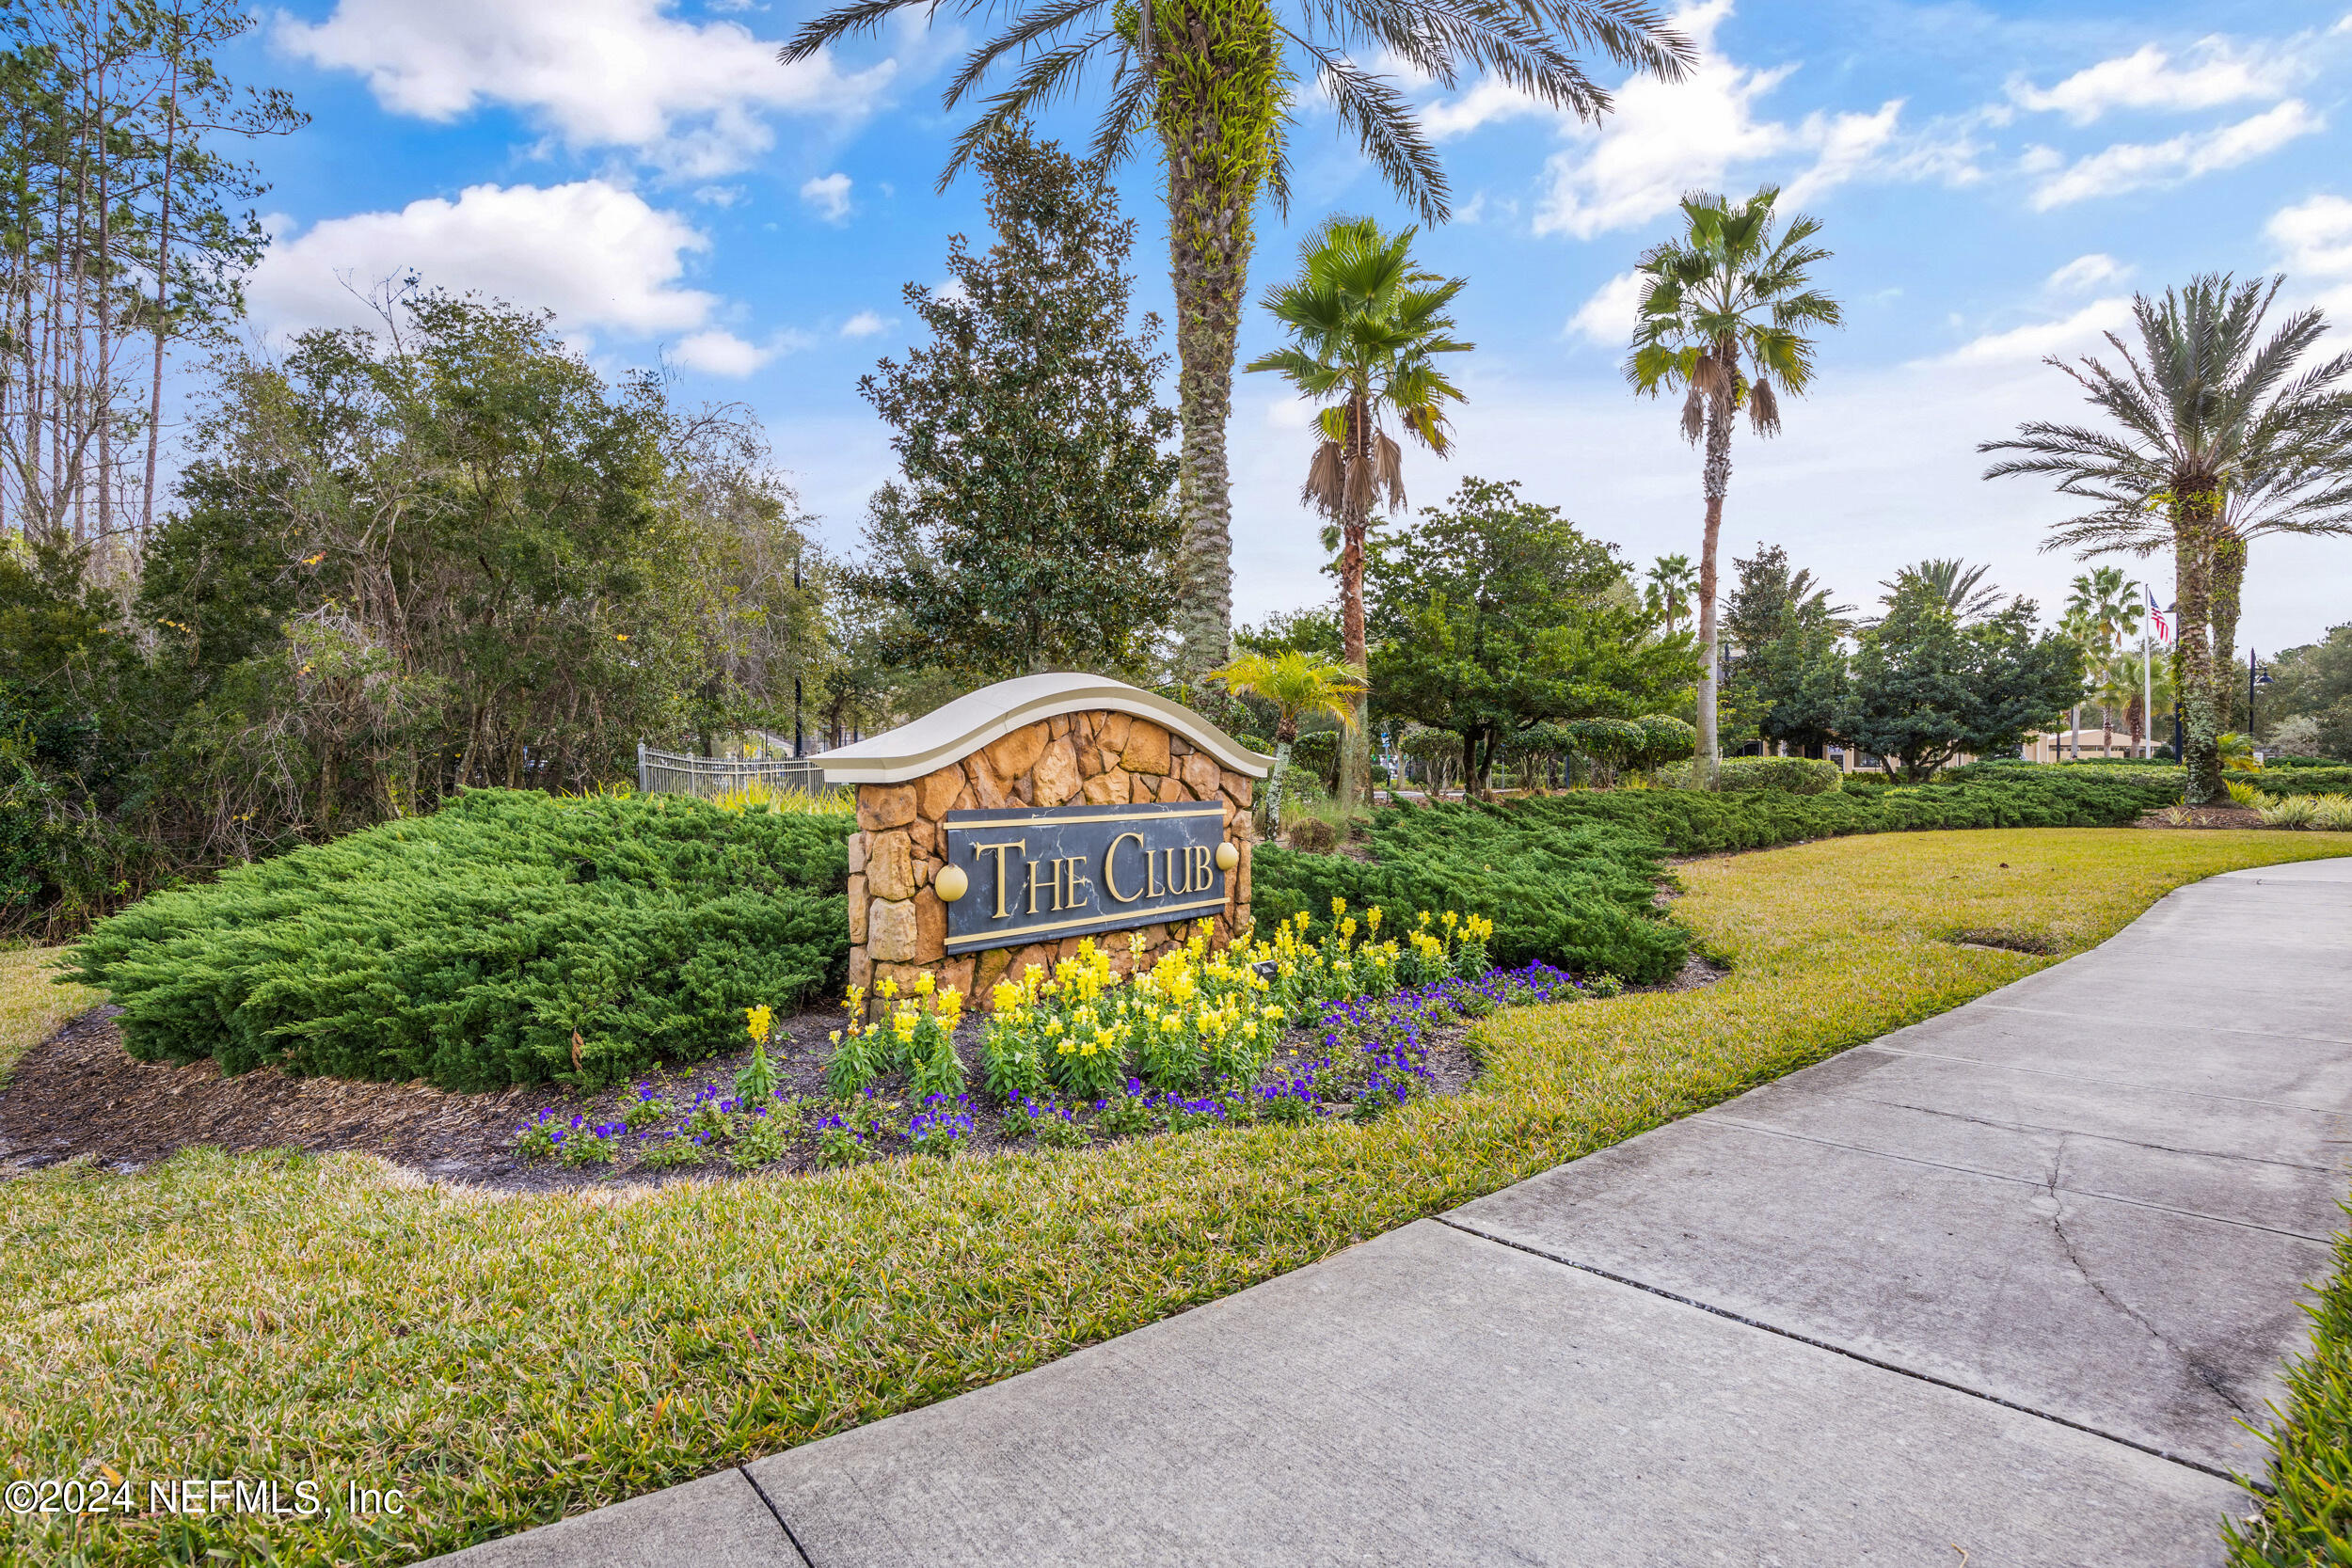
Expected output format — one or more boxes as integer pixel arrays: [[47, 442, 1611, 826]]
[[1247, 214, 1470, 812], [1233, 605, 1342, 658], [1627, 187, 1841, 784], [1837, 579, 2082, 782], [785, 0, 1691, 675], [1367, 477, 1697, 796], [1981, 274, 2352, 801], [847, 128, 1179, 683], [2262, 624, 2352, 758], [1720, 542, 1849, 756]]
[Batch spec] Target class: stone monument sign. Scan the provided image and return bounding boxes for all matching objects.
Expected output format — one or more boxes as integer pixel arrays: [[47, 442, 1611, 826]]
[[818, 673, 1272, 1007]]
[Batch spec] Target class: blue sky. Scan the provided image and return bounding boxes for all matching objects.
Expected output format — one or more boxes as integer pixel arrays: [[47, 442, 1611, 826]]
[[228, 0, 2352, 651]]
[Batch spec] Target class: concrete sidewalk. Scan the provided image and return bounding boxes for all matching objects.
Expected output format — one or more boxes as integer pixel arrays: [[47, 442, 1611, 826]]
[[438, 857, 2352, 1567]]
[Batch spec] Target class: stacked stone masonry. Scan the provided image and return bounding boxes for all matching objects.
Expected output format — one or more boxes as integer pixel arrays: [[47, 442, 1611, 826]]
[[846, 711, 1257, 1010]]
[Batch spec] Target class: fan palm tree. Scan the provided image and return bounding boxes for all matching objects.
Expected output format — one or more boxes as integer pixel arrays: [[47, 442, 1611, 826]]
[[2110, 645, 2175, 754], [1981, 274, 2352, 802], [1209, 648, 1365, 828], [785, 0, 1691, 677], [1627, 187, 1841, 785], [1245, 215, 1468, 811], [1645, 552, 1694, 633]]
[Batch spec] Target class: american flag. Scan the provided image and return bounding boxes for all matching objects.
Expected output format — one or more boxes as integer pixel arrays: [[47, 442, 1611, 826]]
[[2145, 586, 2170, 644]]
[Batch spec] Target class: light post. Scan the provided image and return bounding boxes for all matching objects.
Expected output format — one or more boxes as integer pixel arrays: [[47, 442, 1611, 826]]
[[792, 546, 804, 760], [2249, 648, 2272, 750]]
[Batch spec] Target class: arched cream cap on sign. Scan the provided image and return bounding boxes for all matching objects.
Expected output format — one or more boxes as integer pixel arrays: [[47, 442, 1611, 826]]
[[816, 673, 1275, 786]]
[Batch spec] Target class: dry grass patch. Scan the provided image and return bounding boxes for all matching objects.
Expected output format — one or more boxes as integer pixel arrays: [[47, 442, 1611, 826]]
[[0, 945, 100, 1088], [1, 830, 2345, 1566]]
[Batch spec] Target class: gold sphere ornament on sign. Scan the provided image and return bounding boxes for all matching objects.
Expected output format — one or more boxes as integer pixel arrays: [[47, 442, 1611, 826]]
[[934, 863, 970, 902], [1215, 842, 1239, 872]]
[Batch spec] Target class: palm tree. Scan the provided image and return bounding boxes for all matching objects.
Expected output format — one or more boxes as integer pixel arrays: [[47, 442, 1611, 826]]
[[1627, 187, 1840, 784], [1645, 553, 1694, 634], [1880, 558, 2004, 623], [785, 0, 1692, 678], [1245, 215, 1468, 812], [1210, 648, 1365, 829], [2110, 644, 2175, 754], [2064, 565, 2141, 750], [1981, 274, 2352, 802]]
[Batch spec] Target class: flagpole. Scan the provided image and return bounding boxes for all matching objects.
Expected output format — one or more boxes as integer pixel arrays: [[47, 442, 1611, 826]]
[[2142, 623, 2153, 760]]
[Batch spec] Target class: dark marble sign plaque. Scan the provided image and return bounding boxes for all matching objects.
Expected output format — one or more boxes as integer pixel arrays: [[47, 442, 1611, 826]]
[[941, 800, 1228, 955]]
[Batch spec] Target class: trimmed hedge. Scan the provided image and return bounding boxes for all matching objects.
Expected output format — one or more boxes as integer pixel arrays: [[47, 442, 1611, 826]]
[[1254, 814, 1688, 985], [1254, 765, 2185, 984], [1659, 756, 1844, 795], [65, 789, 851, 1091], [2259, 767, 2352, 797]]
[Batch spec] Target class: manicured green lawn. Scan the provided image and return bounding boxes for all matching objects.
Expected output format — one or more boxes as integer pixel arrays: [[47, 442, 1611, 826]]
[[3, 830, 2347, 1565]]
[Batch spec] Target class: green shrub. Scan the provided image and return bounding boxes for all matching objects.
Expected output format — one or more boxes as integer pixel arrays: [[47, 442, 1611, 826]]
[[1252, 764, 2183, 984], [1716, 756, 1843, 795], [2256, 767, 2352, 797], [65, 789, 851, 1090], [1659, 756, 1843, 794], [1254, 813, 1687, 984], [1290, 731, 1341, 790], [2226, 1207, 2352, 1564], [2257, 792, 2352, 831]]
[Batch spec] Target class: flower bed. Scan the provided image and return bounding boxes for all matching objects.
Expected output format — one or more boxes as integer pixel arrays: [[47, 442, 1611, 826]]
[[508, 905, 1586, 1176]]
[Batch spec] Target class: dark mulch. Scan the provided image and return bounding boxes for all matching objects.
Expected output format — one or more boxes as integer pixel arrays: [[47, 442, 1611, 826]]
[[1, 939, 1724, 1191], [0, 1006, 844, 1194], [2134, 802, 2270, 830], [0, 999, 1496, 1194]]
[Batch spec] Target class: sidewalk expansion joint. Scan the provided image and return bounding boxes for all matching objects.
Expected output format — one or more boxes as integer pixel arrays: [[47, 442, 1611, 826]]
[[1428, 1212, 2265, 1494], [1862, 1043, 2352, 1114], [1967, 1004, 2352, 1052], [739, 1466, 817, 1567], [1696, 1114, 2337, 1244]]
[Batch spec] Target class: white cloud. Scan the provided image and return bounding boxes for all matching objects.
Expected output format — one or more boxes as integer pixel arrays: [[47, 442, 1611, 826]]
[[274, 0, 896, 179], [2268, 194, 2352, 275], [2045, 253, 2130, 293], [2270, 194, 2352, 318], [839, 309, 890, 339], [1928, 296, 2134, 368], [2008, 37, 2307, 125], [2029, 100, 2323, 209], [1518, 1, 1976, 239], [1422, 78, 1547, 141], [800, 171, 853, 223], [673, 329, 770, 376], [247, 180, 718, 339], [1566, 271, 1644, 346]]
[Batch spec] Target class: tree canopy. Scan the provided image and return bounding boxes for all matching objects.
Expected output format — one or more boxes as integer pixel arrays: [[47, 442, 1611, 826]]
[[847, 128, 1180, 683], [1838, 578, 2082, 781], [1366, 476, 1697, 792]]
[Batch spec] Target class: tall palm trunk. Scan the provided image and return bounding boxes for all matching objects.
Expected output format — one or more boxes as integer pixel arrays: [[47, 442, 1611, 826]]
[[1693, 347, 1736, 786], [1336, 392, 1370, 811], [1156, 0, 1280, 677], [2210, 530, 2246, 729], [2175, 488, 2221, 803]]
